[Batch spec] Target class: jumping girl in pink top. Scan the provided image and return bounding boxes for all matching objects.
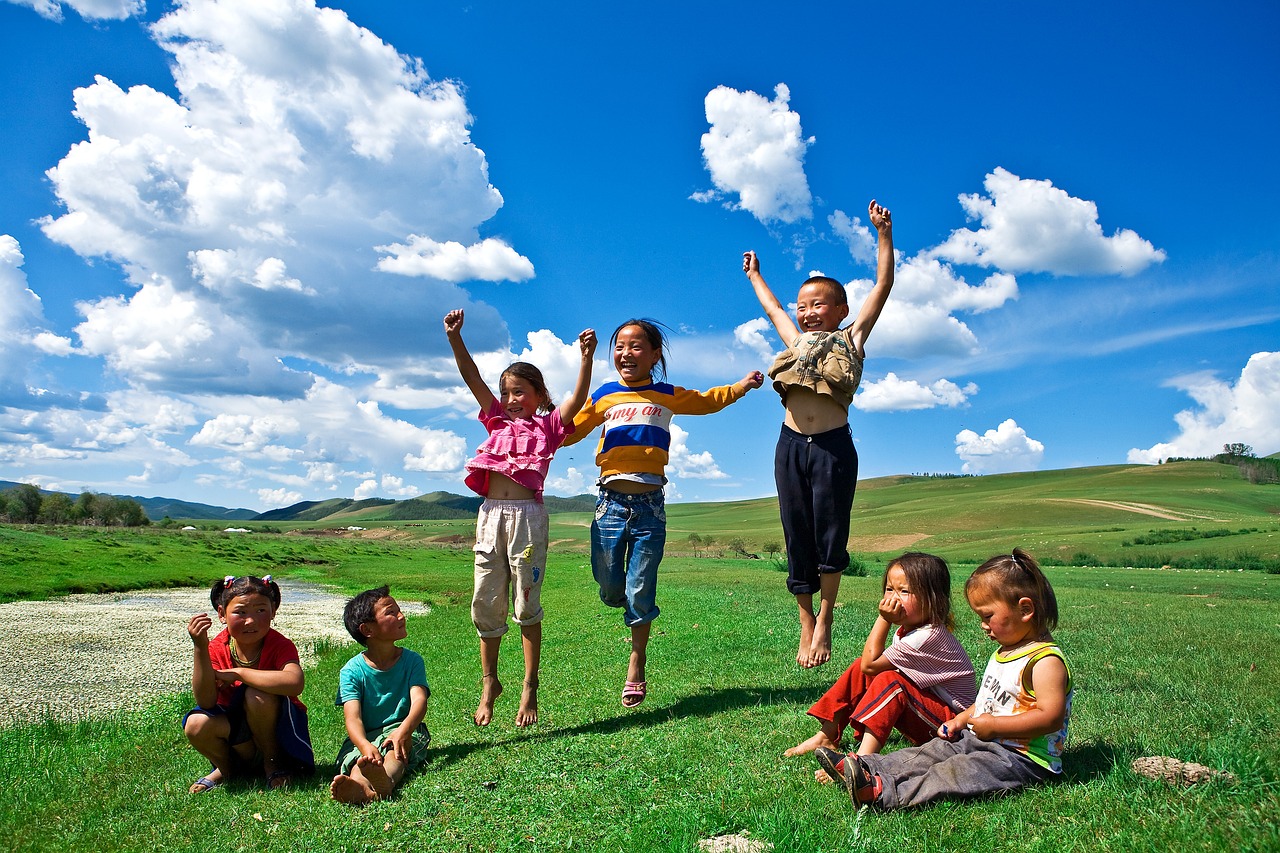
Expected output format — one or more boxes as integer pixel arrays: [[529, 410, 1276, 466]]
[[445, 309, 596, 727]]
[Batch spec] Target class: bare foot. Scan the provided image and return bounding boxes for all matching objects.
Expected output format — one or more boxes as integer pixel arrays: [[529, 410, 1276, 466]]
[[330, 773, 376, 805], [189, 768, 223, 794], [474, 674, 503, 726], [515, 679, 538, 727], [808, 615, 833, 668], [783, 730, 838, 758], [797, 605, 816, 668], [357, 755, 394, 800]]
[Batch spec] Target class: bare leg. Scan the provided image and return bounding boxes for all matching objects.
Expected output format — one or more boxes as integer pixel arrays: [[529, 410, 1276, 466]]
[[795, 593, 816, 667], [784, 719, 842, 757], [856, 729, 885, 756], [807, 572, 842, 668], [474, 635, 503, 726], [628, 622, 651, 685], [241, 687, 288, 784], [184, 714, 236, 791], [516, 623, 541, 727]]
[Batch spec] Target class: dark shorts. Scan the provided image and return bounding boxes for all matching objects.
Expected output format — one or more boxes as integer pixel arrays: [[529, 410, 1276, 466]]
[[774, 424, 858, 595], [183, 684, 315, 774]]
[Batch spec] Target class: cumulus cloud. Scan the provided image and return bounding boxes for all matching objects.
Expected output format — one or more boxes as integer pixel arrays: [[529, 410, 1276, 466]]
[[375, 235, 534, 282], [697, 84, 813, 224], [6, 0, 143, 22], [931, 168, 1166, 276], [353, 474, 418, 500], [844, 255, 1018, 360], [0, 235, 74, 402], [258, 487, 302, 508], [854, 373, 978, 412], [546, 466, 589, 496], [40, 0, 511, 387], [1127, 352, 1280, 463], [668, 423, 728, 480], [733, 318, 777, 364], [829, 210, 876, 265], [955, 419, 1045, 475]]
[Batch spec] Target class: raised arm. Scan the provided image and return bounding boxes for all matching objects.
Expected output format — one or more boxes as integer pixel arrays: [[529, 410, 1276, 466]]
[[847, 200, 895, 353], [444, 309, 498, 412], [744, 250, 801, 345], [558, 328, 598, 423]]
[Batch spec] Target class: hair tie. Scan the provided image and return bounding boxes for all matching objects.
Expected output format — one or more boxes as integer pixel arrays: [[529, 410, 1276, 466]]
[[262, 574, 273, 584], [223, 575, 236, 585]]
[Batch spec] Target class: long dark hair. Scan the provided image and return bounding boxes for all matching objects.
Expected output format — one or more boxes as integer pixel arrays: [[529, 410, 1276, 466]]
[[888, 552, 955, 631]]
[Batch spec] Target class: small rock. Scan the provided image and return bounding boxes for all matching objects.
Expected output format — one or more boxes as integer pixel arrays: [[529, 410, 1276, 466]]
[[698, 832, 773, 853]]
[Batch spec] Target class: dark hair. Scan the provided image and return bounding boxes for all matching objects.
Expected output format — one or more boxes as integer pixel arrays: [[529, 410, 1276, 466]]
[[965, 548, 1059, 634], [210, 575, 281, 611], [801, 275, 849, 307], [888, 552, 954, 631], [343, 585, 391, 645], [499, 362, 553, 414], [610, 318, 669, 382]]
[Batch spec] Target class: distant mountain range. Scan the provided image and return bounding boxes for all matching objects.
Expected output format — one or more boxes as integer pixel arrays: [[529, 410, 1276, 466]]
[[0, 480, 595, 522]]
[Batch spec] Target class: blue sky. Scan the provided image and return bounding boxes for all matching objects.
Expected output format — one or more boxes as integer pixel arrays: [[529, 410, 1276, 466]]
[[1, 0, 1277, 513]]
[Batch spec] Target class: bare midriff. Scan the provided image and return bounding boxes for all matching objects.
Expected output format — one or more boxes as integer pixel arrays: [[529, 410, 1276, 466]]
[[782, 385, 850, 435], [484, 472, 537, 501]]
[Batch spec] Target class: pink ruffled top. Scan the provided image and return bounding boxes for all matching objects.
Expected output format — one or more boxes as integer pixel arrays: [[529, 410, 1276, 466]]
[[463, 398, 573, 502]]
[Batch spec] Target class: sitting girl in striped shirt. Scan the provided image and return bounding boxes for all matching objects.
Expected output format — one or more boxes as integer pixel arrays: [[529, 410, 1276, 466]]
[[785, 552, 975, 770]]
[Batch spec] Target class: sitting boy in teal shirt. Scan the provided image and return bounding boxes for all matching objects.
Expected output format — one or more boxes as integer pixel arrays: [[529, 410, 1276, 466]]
[[330, 586, 430, 805]]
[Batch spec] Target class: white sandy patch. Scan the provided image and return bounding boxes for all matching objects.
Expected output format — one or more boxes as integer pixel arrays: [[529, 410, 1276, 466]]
[[0, 582, 428, 727]]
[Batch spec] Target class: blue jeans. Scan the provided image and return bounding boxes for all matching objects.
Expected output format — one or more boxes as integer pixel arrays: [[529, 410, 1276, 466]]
[[591, 488, 666, 627]]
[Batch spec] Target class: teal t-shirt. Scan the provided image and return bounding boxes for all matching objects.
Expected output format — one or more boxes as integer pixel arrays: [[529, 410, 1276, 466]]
[[335, 648, 429, 734]]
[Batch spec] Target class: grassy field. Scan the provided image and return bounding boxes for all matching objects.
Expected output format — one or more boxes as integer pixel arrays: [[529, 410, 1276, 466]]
[[1, 520, 1277, 852]]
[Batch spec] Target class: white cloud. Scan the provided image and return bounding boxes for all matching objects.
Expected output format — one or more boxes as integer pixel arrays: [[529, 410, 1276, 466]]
[[258, 487, 302, 508], [854, 373, 978, 412], [40, 0, 511, 390], [931, 167, 1166, 276], [375, 235, 534, 283], [353, 474, 418, 500], [698, 83, 813, 224], [829, 210, 875, 265], [733, 318, 777, 364], [955, 418, 1045, 474], [1127, 352, 1280, 463], [844, 254, 1017, 359], [189, 413, 301, 453], [668, 423, 728, 480], [6, 0, 143, 22], [0, 235, 72, 399], [546, 466, 588, 496]]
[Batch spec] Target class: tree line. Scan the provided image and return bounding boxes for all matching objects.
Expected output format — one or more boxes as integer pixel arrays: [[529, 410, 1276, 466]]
[[1, 484, 150, 527]]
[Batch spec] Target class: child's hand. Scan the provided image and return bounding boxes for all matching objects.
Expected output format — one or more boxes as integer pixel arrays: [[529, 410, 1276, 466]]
[[742, 250, 760, 276], [878, 591, 906, 624], [443, 309, 464, 337], [213, 668, 239, 686], [937, 717, 962, 740], [385, 728, 412, 763], [361, 742, 384, 765], [740, 370, 765, 390], [578, 328, 597, 359], [868, 200, 892, 234], [187, 613, 212, 648], [966, 714, 996, 740]]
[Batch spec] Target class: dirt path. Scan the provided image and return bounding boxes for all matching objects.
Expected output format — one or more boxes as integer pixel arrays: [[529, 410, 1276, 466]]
[[1047, 498, 1223, 522], [1, 583, 428, 727]]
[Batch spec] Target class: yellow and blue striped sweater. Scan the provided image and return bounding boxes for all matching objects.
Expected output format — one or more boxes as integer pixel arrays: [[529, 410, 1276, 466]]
[[563, 379, 748, 479]]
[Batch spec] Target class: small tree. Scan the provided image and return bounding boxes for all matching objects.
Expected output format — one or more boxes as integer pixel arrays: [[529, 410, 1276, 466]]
[[38, 492, 74, 524], [1223, 442, 1255, 458], [688, 532, 704, 558], [8, 483, 42, 523], [763, 540, 781, 560]]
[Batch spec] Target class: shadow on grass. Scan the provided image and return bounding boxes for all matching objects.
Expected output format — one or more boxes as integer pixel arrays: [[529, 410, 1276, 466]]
[[427, 684, 816, 769], [1060, 737, 1120, 784]]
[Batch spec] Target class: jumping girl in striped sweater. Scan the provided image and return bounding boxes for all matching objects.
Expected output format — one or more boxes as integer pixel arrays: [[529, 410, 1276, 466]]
[[562, 318, 763, 708]]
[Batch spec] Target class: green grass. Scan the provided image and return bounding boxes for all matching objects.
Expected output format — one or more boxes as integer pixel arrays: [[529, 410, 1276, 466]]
[[1, 532, 1278, 852]]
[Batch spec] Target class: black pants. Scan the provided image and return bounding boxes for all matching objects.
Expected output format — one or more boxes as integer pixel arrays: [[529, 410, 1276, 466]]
[[774, 424, 857, 595]]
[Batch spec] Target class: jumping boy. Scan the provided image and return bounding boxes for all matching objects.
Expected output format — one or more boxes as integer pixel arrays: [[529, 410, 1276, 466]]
[[330, 586, 431, 805]]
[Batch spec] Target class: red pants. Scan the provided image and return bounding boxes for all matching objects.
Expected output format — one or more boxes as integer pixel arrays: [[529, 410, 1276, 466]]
[[808, 658, 953, 747]]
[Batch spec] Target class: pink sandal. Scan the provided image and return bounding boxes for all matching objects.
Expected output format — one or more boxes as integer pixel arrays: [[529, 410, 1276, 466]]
[[621, 680, 647, 708]]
